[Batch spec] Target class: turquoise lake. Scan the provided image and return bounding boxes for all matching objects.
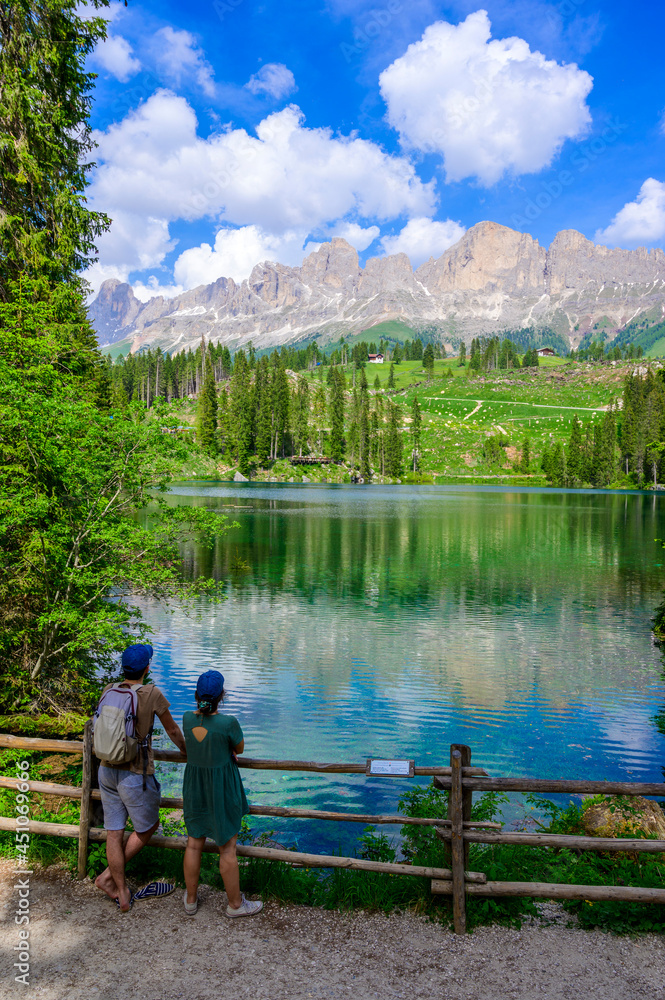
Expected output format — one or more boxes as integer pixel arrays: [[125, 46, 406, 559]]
[[141, 484, 665, 852]]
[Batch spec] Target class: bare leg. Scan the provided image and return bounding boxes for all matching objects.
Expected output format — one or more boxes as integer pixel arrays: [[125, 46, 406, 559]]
[[218, 835, 241, 909], [96, 822, 159, 910], [184, 836, 205, 905]]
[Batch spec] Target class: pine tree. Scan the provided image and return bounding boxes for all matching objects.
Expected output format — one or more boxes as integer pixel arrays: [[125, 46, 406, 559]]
[[423, 343, 434, 378], [271, 358, 290, 459], [197, 347, 218, 454], [217, 384, 229, 458], [313, 381, 327, 454], [411, 396, 422, 472], [386, 403, 403, 477], [255, 356, 272, 467], [359, 367, 370, 479], [567, 415, 583, 485], [549, 442, 565, 486], [0, 1, 110, 296], [459, 342, 466, 366], [387, 363, 396, 389], [373, 374, 381, 390], [293, 377, 310, 457], [230, 349, 253, 474], [519, 436, 530, 474], [329, 367, 345, 462]]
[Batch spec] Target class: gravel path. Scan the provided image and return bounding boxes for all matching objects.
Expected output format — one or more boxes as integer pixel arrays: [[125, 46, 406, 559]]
[[2, 860, 664, 1000]]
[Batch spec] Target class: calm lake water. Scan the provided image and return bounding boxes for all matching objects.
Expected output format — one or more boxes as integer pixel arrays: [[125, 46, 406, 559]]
[[140, 484, 665, 852]]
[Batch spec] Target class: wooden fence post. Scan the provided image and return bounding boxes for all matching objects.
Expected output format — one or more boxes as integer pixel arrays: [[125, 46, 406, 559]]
[[77, 720, 93, 879], [450, 744, 471, 934]]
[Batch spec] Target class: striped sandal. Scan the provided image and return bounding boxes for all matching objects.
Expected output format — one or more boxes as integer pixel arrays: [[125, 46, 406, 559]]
[[132, 881, 176, 902]]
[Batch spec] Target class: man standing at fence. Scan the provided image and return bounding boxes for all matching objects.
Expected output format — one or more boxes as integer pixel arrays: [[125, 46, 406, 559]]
[[94, 643, 186, 912]]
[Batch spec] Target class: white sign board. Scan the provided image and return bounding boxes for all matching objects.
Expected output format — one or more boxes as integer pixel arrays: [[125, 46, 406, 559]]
[[366, 758, 415, 777]]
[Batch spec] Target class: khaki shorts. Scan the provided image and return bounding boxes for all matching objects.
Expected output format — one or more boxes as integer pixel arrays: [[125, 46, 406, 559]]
[[98, 766, 161, 833]]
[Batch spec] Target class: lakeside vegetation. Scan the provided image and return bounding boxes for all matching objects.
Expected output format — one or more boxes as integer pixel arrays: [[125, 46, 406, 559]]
[[104, 335, 665, 491]]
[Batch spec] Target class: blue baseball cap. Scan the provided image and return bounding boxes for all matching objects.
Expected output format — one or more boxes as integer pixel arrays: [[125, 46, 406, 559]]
[[196, 670, 225, 699], [121, 643, 153, 677]]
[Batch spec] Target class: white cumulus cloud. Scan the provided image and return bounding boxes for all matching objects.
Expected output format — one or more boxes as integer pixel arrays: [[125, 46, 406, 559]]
[[595, 179, 665, 247], [328, 222, 380, 251], [380, 217, 466, 267], [379, 9, 593, 185], [93, 34, 141, 82], [86, 91, 435, 293], [245, 63, 297, 99], [173, 226, 314, 287], [132, 277, 185, 302], [153, 27, 215, 96]]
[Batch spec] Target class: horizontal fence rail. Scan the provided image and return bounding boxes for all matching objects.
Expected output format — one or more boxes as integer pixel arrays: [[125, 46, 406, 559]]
[[434, 774, 665, 796], [0, 816, 487, 883], [3, 730, 665, 933], [0, 734, 487, 776], [0, 774, 500, 829]]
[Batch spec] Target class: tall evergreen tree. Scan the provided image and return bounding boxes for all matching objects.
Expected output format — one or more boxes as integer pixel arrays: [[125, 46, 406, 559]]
[[329, 366, 345, 462], [567, 415, 583, 485], [293, 377, 310, 457], [549, 442, 565, 486], [313, 381, 327, 454], [358, 367, 370, 479], [217, 384, 229, 458], [196, 347, 218, 454], [255, 356, 272, 467], [387, 363, 396, 389], [386, 403, 403, 477], [411, 395, 422, 472], [230, 349, 253, 474], [0, 0, 110, 297], [423, 343, 434, 378], [271, 354, 290, 458]]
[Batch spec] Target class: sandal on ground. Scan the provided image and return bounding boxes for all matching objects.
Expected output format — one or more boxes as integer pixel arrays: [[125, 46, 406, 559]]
[[183, 889, 199, 916], [225, 894, 263, 918], [132, 881, 176, 902]]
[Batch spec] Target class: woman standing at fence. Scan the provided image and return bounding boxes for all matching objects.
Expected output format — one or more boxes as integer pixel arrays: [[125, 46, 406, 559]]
[[182, 670, 263, 918]]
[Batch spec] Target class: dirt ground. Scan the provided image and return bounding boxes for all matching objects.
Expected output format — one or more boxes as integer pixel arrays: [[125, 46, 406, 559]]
[[2, 859, 665, 1000]]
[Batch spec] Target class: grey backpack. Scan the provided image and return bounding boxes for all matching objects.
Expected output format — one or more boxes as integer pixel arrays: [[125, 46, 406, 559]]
[[92, 684, 139, 765]]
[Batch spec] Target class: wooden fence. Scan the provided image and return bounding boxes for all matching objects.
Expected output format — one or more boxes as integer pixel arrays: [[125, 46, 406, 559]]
[[2, 731, 665, 933]]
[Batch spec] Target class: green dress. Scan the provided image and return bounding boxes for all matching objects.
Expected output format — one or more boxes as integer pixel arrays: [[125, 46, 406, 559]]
[[182, 711, 249, 846]]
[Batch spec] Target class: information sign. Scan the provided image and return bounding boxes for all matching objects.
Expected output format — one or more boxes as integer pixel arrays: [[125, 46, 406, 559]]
[[366, 758, 415, 777]]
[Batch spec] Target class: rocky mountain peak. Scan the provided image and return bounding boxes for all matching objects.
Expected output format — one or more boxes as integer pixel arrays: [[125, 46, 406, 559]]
[[88, 221, 665, 355], [299, 238, 360, 290], [87, 278, 141, 346]]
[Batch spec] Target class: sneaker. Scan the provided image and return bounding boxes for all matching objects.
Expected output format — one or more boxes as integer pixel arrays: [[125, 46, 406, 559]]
[[183, 889, 198, 916], [225, 893, 263, 918]]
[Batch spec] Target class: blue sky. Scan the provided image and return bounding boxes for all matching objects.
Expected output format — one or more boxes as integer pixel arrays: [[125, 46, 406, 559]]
[[84, 0, 665, 300]]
